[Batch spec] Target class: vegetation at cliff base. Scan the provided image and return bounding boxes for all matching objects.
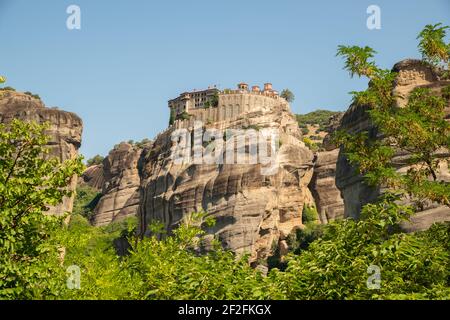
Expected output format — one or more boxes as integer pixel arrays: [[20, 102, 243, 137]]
[[1, 24, 450, 300], [0, 119, 84, 298], [72, 185, 102, 221]]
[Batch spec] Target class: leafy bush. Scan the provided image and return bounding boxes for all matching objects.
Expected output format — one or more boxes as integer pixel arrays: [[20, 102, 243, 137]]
[[276, 195, 450, 299], [134, 138, 151, 148], [302, 205, 318, 224], [289, 223, 325, 253], [176, 111, 191, 121], [24, 91, 41, 100], [86, 154, 104, 167], [302, 137, 318, 151], [72, 185, 102, 221]]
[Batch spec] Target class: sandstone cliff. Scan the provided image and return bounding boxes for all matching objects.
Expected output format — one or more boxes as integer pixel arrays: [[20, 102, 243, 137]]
[[308, 112, 344, 223], [90, 142, 147, 226], [309, 149, 344, 223], [335, 59, 450, 230], [80, 164, 105, 190], [138, 102, 315, 263], [0, 90, 82, 215]]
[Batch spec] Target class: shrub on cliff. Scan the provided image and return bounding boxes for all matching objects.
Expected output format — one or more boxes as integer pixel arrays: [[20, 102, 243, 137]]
[[24, 91, 40, 100], [86, 154, 104, 167]]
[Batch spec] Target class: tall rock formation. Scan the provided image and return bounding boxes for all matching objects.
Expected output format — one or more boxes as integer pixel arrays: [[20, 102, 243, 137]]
[[335, 59, 450, 230], [308, 113, 345, 223], [138, 101, 314, 263], [90, 142, 146, 226], [309, 149, 345, 223], [0, 90, 82, 215]]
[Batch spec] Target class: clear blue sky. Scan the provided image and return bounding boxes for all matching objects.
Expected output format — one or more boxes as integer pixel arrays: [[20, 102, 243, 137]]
[[0, 0, 449, 159]]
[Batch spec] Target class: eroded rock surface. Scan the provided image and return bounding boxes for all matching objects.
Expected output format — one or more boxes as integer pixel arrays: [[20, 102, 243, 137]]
[[309, 149, 344, 223], [91, 142, 145, 226], [138, 103, 314, 263], [80, 164, 105, 190]]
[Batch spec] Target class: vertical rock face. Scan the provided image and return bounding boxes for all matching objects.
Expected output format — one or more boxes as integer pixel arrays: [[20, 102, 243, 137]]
[[335, 59, 450, 229], [309, 149, 344, 223], [0, 91, 82, 215], [139, 103, 314, 263], [80, 164, 105, 190], [308, 113, 345, 223], [91, 142, 145, 226]]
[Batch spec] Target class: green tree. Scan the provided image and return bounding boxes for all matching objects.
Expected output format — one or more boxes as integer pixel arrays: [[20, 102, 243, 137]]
[[276, 195, 450, 299], [334, 26, 450, 208], [86, 154, 104, 167], [417, 23, 450, 71], [280, 89, 295, 102], [0, 119, 84, 298], [269, 22, 450, 300]]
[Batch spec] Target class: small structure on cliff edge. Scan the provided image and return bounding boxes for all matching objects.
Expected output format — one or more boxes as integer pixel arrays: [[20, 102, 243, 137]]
[[168, 83, 287, 128]]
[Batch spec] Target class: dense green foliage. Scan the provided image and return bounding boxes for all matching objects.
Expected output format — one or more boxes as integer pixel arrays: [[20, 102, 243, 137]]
[[0, 119, 84, 298], [278, 195, 450, 299], [1, 24, 449, 300], [417, 23, 450, 74], [72, 185, 102, 221], [302, 137, 319, 152], [302, 205, 318, 224], [176, 111, 191, 121]]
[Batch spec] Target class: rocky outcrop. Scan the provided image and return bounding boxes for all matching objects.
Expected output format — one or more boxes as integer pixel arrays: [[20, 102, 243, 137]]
[[335, 59, 450, 229], [308, 112, 345, 223], [309, 149, 344, 223], [91, 142, 146, 226], [80, 164, 105, 190], [0, 90, 82, 215], [138, 102, 314, 263]]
